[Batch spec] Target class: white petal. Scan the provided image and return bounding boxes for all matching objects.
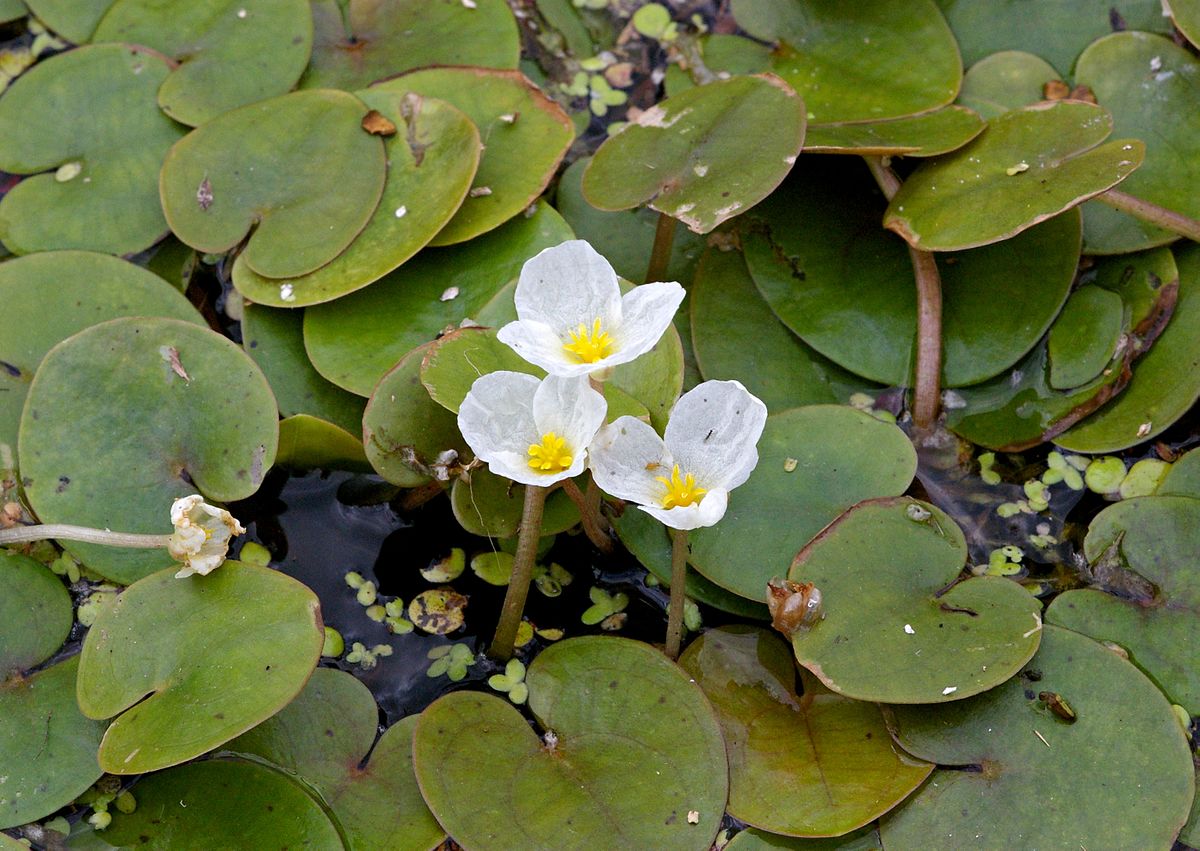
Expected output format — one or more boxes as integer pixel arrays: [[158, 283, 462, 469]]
[[640, 488, 728, 530], [665, 380, 767, 491], [532, 375, 608, 462], [497, 318, 604, 377], [610, 281, 686, 366], [514, 240, 622, 332], [457, 371, 540, 463], [588, 416, 672, 506]]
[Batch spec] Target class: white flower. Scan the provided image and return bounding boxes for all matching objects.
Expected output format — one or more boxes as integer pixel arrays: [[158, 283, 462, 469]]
[[168, 495, 245, 578], [496, 240, 685, 377], [588, 380, 766, 530], [457, 372, 607, 487]]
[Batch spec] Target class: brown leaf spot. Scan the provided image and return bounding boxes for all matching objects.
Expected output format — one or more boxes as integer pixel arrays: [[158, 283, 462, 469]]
[[196, 177, 213, 211], [361, 109, 398, 137]]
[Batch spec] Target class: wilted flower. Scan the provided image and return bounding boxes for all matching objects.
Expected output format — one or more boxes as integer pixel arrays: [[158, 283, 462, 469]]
[[457, 372, 607, 487], [588, 380, 766, 530], [496, 240, 685, 377], [168, 494, 245, 578]]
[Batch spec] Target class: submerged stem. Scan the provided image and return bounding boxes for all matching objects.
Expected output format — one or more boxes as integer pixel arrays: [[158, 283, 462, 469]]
[[645, 211, 677, 284], [664, 528, 689, 660], [488, 484, 547, 662], [0, 524, 172, 548], [1096, 189, 1200, 243], [562, 478, 613, 553]]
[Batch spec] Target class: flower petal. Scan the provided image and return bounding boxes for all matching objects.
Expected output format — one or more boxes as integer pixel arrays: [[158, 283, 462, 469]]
[[588, 416, 673, 507], [664, 380, 767, 491], [610, 281, 686, 365], [497, 318, 602, 377], [458, 370, 540, 463], [513, 240, 622, 332], [532, 375, 608, 466], [640, 488, 729, 530]]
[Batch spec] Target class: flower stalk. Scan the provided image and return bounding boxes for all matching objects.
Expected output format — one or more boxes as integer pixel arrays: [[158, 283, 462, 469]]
[[664, 528, 689, 660], [561, 478, 613, 553], [489, 484, 547, 662], [0, 524, 172, 548], [1095, 189, 1200, 243], [645, 211, 677, 285]]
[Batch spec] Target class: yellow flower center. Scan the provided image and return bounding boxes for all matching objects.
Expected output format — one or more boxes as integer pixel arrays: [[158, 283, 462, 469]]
[[563, 318, 615, 363], [528, 431, 574, 474], [656, 464, 707, 509]]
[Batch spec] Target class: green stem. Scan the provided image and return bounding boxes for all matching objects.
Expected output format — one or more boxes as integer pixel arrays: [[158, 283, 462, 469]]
[[645, 211, 677, 284], [664, 528, 689, 660], [1096, 189, 1200, 243], [488, 484, 547, 661], [0, 524, 172, 548], [562, 478, 613, 553]]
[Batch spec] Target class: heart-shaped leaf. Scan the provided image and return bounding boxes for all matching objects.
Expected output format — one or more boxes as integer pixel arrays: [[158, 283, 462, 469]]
[[689, 406, 917, 603], [0, 44, 187, 255], [413, 636, 728, 850], [583, 74, 805, 234], [23, 0, 111, 42], [160, 88, 387, 279], [1046, 285, 1123, 390], [77, 562, 323, 774], [276, 414, 370, 472], [884, 101, 1143, 251], [19, 317, 278, 583], [1167, 0, 1200, 48], [956, 50, 1059, 119], [789, 497, 1043, 703], [1160, 446, 1200, 498], [724, 825, 881, 850], [881, 626, 1195, 849], [803, 106, 985, 157], [0, 551, 71, 676], [450, 466, 580, 540], [680, 626, 932, 837]]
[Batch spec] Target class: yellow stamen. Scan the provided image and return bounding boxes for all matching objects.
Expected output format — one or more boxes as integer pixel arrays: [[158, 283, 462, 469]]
[[527, 431, 574, 474], [563, 318, 615, 364], [656, 464, 707, 509]]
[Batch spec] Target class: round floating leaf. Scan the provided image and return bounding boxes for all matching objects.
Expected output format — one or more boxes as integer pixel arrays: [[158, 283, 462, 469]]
[[19, 317, 278, 583], [1077, 33, 1200, 254], [0, 249, 202, 465], [884, 101, 1143, 251], [96, 759, 341, 848], [582, 74, 805, 234], [22, 0, 111, 42], [1046, 286, 1123, 390], [731, 0, 960, 123], [0, 44, 187, 255], [0, 657, 106, 830], [689, 406, 917, 603], [725, 825, 881, 851], [1159, 446, 1200, 498], [789, 497, 1043, 703], [232, 91, 481, 306], [0, 551, 71, 675], [1056, 244, 1200, 451], [76, 562, 323, 774], [1046, 496, 1200, 713], [0, 0, 23, 22], [450, 466, 580, 540], [372, 67, 572, 246], [1168, 0, 1200, 48], [229, 668, 444, 850], [300, 0, 519, 91], [745, 159, 1081, 387], [690, 247, 878, 411], [419, 326, 537, 413], [277, 414, 370, 472], [957, 50, 1059, 120], [680, 626, 932, 836], [882, 625, 1195, 849], [303, 201, 573, 396], [363, 342, 467, 487], [91, 0, 313, 127], [413, 636, 728, 850], [803, 106, 985, 157], [160, 88, 386, 279]]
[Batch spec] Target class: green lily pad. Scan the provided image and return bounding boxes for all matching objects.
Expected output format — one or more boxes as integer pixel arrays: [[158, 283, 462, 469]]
[[789, 497, 1042, 703], [302, 201, 573, 396], [662, 33, 773, 98], [582, 74, 805, 234], [689, 406, 917, 603], [803, 107, 985, 158], [232, 91, 481, 306], [0, 0, 23, 23], [229, 667, 443, 850], [936, 0, 1171, 75], [0, 657, 106, 830], [77, 561, 322, 774], [882, 625, 1195, 849], [94, 759, 341, 848], [725, 825, 881, 851], [372, 67, 573, 246], [160, 88, 386, 279], [1046, 496, 1200, 713], [1159, 446, 1200, 498], [731, 0, 961, 123], [300, 0, 519, 91], [0, 250, 202, 463], [680, 626, 932, 836], [19, 317, 278, 583], [362, 341, 467, 487], [884, 101, 1143, 251], [1056, 244, 1200, 451], [1167, 0, 1200, 49], [413, 636, 728, 850], [1076, 33, 1200, 254], [91, 0, 312, 127], [0, 551, 71, 675], [1047, 286, 1123, 390], [0, 44, 187, 255], [957, 50, 1059, 120], [745, 159, 1081, 387], [277, 415, 369, 472], [22, 0, 110, 42], [450, 466, 580, 540], [689, 247, 878, 411]]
